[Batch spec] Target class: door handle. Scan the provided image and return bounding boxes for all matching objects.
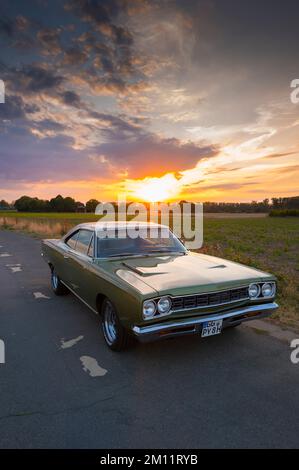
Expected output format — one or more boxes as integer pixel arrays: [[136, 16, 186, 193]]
[[64, 255, 70, 259]]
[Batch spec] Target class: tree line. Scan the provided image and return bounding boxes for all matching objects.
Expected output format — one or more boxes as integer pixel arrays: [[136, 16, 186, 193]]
[[0, 195, 298, 213], [0, 195, 100, 213]]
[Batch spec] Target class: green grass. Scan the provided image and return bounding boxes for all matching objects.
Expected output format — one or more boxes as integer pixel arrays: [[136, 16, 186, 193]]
[[198, 217, 299, 330], [269, 209, 299, 217], [0, 211, 99, 220], [1, 212, 298, 329]]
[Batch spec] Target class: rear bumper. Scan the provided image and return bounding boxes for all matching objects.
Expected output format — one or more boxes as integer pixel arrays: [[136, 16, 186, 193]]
[[132, 302, 278, 343]]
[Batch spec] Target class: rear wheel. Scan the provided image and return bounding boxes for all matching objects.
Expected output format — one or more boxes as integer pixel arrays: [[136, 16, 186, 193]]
[[51, 269, 69, 296], [101, 299, 133, 351]]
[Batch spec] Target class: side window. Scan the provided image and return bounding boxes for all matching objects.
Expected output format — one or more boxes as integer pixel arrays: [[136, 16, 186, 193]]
[[76, 230, 93, 255], [65, 231, 79, 250], [87, 235, 94, 257]]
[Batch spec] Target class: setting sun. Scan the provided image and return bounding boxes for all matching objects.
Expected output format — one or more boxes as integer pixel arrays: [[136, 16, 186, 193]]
[[124, 174, 181, 202]]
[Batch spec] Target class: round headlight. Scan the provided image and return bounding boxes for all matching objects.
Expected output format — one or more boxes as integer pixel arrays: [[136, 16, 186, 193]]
[[143, 300, 156, 319], [157, 296, 171, 314], [248, 283, 260, 299], [262, 282, 274, 298]]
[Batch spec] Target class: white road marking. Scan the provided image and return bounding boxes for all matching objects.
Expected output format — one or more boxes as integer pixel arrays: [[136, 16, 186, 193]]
[[33, 292, 51, 299], [0, 253, 12, 257], [60, 335, 84, 349], [11, 267, 22, 273], [6, 264, 22, 273], [80, 356, 108, 377]]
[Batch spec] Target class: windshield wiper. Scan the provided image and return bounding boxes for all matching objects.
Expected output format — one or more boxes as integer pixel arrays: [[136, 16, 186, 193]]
[[143, 250, 186, 255]]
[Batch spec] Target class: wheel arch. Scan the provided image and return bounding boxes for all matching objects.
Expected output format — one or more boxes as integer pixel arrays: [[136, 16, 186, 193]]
[[48, 262, 54, 272], [96, 293, 107, 315]]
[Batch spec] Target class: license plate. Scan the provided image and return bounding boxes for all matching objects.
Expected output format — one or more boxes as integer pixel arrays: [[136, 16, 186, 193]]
[[201, 319, 223, 337]]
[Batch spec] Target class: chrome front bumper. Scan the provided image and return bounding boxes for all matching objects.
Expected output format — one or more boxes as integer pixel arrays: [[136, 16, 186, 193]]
[[132, 302, 278, 343]]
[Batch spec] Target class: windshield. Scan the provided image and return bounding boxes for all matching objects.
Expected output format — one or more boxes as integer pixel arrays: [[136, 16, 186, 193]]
[[96, 227, 186, 258]]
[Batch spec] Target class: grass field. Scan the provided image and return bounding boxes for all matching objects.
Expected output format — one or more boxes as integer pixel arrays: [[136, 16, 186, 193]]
[[0, 211, 100, 219], [199, 217, 299, 330], [1, 212, 298, 330]]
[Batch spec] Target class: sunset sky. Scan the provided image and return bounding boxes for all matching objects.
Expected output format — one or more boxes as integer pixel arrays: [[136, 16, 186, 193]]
[[0, 0, 298, 203]]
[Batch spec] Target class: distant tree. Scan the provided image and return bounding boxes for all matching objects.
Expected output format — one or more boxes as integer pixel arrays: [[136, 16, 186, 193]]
[[0, 199, 10, 209], [14, 196, 50, 212], [86, 199, 99, 213], [49, 195, 65, 212], [63, 197, 77, 212], [49, 195, 76, 212], [75, 201, 86, 212], [14, 196, 34, 211], [271, 196, 299, 210]]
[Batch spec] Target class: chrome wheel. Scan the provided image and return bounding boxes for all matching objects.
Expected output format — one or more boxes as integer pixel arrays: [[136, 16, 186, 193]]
[[50, 268, 68, 296], [51, 272, 58, 289], [103, 302, 117, 345]]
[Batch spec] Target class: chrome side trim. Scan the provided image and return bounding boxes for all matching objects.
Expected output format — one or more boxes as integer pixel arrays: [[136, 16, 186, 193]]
[[132, 302, 278, 337], [60, 280, 98, 315]]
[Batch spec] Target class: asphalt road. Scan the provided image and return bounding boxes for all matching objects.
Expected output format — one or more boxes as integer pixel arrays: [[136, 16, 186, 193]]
[[0, 229, 298, 449]]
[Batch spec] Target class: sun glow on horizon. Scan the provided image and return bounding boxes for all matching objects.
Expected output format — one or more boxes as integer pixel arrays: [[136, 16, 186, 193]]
[[124, 173, 181, 202]]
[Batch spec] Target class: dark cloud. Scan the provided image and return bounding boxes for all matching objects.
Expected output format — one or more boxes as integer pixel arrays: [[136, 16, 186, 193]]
[[37, 27, 62, 55], [59, 90, 82, 107], [0, 14, 30, 37], [95, 135, 218, 178], [63, 45, 88, 65], [15, 15, 30, 31], [11, 65, 65, 93], [0, 95, 38, 120], [33, 119, 66, 132], [88, 110, 146, 140], [67, 0, 126, 28], [67, 0, 137, 82], [0, 16, 15, 37], [0, 13, 35, 49], [0, 95, 26, 120]]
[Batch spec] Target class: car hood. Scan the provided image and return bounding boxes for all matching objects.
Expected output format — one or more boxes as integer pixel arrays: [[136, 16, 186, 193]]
[[114, 251, 274, 296]]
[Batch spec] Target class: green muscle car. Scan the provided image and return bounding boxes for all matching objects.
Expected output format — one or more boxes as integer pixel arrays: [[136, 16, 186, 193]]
[[41, 221, 278, 351]]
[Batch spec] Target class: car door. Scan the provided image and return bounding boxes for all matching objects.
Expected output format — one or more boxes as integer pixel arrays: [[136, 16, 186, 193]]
[[66, 229, 96, 305], [58, 230, 80, 286]]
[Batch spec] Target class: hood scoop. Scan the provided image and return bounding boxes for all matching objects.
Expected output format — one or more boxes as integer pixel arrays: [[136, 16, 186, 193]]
[[122, 261, 167, 277]]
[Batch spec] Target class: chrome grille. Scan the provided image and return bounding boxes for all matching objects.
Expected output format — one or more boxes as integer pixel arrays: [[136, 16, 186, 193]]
[[171, 287, 249, 311]]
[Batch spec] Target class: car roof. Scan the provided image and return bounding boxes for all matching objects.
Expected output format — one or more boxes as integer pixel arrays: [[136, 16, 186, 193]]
[[74, 221, 169, 231]]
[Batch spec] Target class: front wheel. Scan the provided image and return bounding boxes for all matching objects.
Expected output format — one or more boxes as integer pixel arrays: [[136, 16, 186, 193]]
[[51, 269, 69, 296], [101, 299, 133, 351]]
